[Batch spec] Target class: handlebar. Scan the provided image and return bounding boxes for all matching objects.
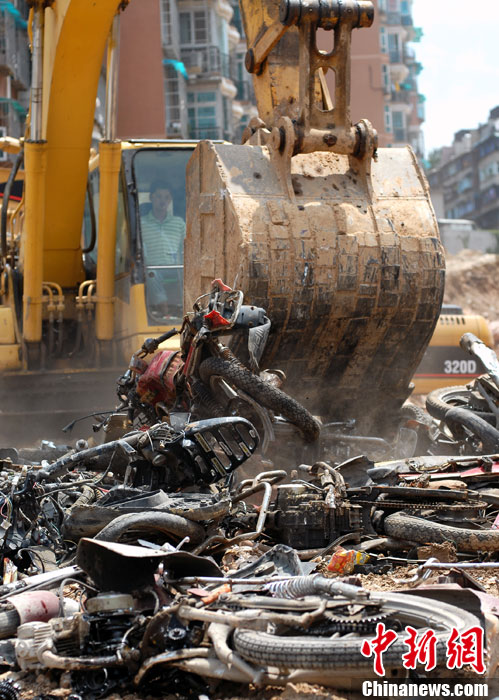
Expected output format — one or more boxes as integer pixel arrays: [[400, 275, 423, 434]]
[[141, 328, 179, 355], [459, 332, 480, 355], [460, 332, 499, 389]]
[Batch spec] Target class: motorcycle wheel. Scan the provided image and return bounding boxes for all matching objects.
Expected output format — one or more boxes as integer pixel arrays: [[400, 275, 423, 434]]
[[426, 384, 499, 452], [426, 384, 490, 417], [94, 512, 205, 546], [233, 591, 480, 671], [384, 511, 499, 552], [199, 357, 321, 442], [0, 609, 19, 639]]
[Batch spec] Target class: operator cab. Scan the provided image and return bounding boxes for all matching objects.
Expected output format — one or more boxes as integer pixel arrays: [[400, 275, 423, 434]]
[[132, 147, 190, 325], [82, 143, 197, 331]]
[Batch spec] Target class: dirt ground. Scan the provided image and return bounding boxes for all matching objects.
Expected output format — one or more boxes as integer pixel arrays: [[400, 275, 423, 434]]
[[6, 250, 499, 699]]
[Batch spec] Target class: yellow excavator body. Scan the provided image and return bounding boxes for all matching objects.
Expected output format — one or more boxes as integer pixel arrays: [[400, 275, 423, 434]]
[[413, 311, 493, 394]]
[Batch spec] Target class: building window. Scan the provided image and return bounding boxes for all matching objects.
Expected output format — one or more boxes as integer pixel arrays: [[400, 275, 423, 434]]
[[392, 110, 405, 141], [164, 64, 184, 135], [392, 111, 403, 128], [382, 64, 390, 91], [180, 10, 209, 45], [222, 96, 231, 138], [384, 105, 392, 132], [160, 0, 173, 46], [388, 33, 400, 63], [457, 175, 473, 194], [380, 26, 387, 53], [231, 2, 243, 36], [187, 91, 219, 139]]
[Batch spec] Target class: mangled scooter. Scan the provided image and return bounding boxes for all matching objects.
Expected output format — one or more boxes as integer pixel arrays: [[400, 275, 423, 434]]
[[115, 279, 321, 449]]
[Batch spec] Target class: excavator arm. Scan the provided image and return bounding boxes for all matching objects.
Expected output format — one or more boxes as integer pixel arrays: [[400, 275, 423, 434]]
[[21, 0, 126, 353], [184, 0, 445, 428]]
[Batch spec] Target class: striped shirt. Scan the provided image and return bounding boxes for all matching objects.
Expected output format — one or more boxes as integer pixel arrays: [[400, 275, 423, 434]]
[[140, 211, 186, 265]]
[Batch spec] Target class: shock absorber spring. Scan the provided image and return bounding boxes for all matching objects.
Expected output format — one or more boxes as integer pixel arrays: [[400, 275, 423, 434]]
[[265, 576, 320, 599], [265, 575, 370, 601], [191, 380, 225, 417]]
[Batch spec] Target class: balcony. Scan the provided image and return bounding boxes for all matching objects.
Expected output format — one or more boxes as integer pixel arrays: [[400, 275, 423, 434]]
[[0, 20, 29, 90], [401, 15, 413, 26], [188, 126, 223, 140], [181, 46, 236, 82], [390, 90, 411, 105], [404, 45, 416, 61], [386, 12, 401, 25], [389, 56, 409, 83], [393, 128, 407, 143], [0, 99, 26, 139]]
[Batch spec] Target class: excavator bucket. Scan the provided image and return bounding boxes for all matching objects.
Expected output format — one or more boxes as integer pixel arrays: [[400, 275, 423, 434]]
[[184, 0, 444, 427]]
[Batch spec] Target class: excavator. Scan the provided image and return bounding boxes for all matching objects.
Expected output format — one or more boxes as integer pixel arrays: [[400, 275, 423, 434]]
[[0, 0, 449, 443], [0, 0, 204, 441]]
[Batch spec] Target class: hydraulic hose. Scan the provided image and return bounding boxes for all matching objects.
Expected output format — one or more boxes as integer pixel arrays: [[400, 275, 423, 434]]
[[81, 178, 97, 254], [1, 149, 23, 260]]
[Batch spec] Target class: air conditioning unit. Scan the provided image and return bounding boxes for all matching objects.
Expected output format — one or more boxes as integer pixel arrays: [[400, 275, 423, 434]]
[[0, 126, 7, 162], [167, 122, 183, 136]]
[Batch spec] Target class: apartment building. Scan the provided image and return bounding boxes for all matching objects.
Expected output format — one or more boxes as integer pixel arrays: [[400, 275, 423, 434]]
[[116, 0, 243, 141], [115, 0, 426, 150], [160, 0, 241, 140], [428, 107, 499, 230], [0, 0, 29, 163], [0, 0, 426, 155], [229, 0, 257, 143], [378, 0, 424, 156]]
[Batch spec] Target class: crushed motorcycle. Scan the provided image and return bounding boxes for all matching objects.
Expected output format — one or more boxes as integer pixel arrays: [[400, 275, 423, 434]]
[[426, 332, 499, 455], [0, 414, 260, 577], [114, 279, 321, 451], [109, 279, 433, 466], [2, 539, 488, 698]]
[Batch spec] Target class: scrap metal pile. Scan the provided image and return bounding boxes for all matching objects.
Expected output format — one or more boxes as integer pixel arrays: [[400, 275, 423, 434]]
[[0, 282, 498, 699]]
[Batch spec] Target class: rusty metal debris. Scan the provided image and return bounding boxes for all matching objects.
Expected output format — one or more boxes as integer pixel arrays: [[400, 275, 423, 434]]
[[0, 311, 498, 697]]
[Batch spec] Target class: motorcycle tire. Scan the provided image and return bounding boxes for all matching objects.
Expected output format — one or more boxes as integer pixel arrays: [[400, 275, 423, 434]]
[[384, 511, 499, 552], [426, 385, 499, 453], [0, 608, 19, 640], [400, 402, 433, 426], [233, 591, 480, 671], [94, 511, 205, 545], [199, 357, 321, 442], [426, 385, 490, 417]]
